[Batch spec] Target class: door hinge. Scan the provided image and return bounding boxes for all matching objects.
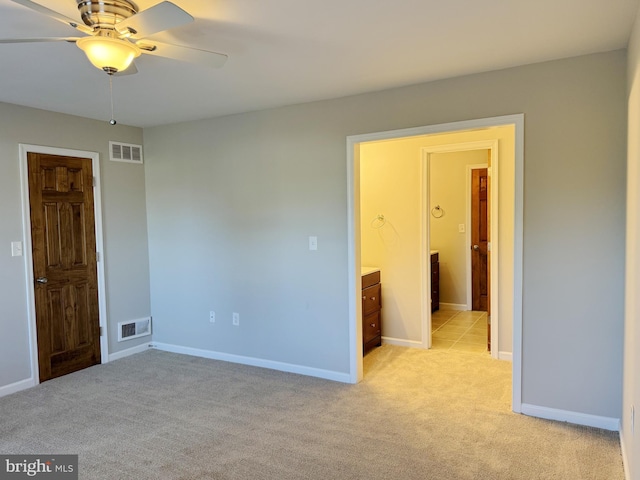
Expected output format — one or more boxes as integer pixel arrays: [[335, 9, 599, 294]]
[[93, 176, 96, 187], [96, 251, 100, 262], [99, 326, 104, 336]]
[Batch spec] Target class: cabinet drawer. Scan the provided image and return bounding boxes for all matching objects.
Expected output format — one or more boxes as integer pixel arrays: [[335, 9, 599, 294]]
[[363, 311, 381, 344], [362, 271, 380, 289], [431, 262, 439, 291], [431, 258, 439, 312], [362, 283, 381, 315]]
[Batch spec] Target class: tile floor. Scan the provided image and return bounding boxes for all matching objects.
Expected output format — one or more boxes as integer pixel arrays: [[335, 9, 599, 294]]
[[431, 309, 489, 354]]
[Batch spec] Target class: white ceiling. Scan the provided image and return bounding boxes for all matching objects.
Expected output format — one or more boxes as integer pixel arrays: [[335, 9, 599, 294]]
[[0, 0, 638, 128]]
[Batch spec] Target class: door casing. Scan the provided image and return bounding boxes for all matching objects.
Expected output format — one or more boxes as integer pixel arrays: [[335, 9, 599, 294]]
[[19, 144, 109, 384], [423, 142, 498, 356]]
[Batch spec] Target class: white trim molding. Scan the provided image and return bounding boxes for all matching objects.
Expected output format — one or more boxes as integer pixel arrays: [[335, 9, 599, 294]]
[[381, 337, 423, 348], [498, 351, 513, 361], [108, 342, 153, 362], [0, 377, 36, 398], [438, 303, 468, 311], [151, 343, 352, 384], [520, 403, 620, 431], [620, 431, 631, 480]]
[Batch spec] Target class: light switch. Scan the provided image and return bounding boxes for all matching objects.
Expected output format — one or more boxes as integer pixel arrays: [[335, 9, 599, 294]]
[[11, 241, 23, 257], [458, 224, 465, 233], [309, 236, 318, 251]]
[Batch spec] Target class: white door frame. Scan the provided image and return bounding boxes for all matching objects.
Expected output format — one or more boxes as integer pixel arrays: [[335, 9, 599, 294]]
[[422, 142, 498, 358], [19, 144, 110, 385], [347, 114, 524, 413]]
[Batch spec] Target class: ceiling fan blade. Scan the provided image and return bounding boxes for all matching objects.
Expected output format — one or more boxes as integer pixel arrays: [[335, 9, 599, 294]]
[[116, 1, 193, 38], [0, 37, 79, 44], [10, 0, 93, 35], [137, 41, 228, 68]]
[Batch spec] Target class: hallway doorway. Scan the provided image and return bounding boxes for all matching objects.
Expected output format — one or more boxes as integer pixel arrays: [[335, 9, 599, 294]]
[[428, 148, 493, 352], [347, 114, 524, 413]]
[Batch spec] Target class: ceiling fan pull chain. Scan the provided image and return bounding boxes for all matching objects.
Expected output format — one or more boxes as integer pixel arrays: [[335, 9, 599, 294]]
[[109, 74, 116, 125]]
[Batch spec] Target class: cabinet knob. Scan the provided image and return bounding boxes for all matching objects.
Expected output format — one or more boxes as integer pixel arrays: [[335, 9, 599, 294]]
[[362, 295, 366, 300], [370, 323, 376, 328], [371, 296, 376, 301]]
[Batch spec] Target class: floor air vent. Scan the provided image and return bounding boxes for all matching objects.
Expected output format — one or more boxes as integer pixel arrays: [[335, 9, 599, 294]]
[[110, 141, 143, 164], [118, 317, 152, 342]]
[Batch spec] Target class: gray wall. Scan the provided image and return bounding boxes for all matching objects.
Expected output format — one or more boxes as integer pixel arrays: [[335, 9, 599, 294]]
[[0, 102, 151, 389], [144, 51, 626, 418]]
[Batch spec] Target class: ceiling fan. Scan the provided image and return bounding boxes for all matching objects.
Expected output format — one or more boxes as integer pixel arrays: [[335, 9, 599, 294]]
[[1, 0, 228, 75]]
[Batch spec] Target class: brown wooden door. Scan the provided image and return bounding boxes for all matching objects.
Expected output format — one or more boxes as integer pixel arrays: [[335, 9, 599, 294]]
[[471, 167, 489, 313], [28, 152, 101, 382]]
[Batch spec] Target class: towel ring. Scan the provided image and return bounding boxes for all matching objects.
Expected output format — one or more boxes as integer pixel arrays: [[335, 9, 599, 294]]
[[431, 205, 444, 218], [371, 214, 386, 228]]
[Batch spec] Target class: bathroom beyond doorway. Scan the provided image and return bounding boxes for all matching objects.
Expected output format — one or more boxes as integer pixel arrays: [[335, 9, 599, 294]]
[[431, 309, 488, 354]]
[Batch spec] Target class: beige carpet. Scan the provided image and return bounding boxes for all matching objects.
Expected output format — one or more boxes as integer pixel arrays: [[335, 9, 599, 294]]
[[0, 345, 624, 479]]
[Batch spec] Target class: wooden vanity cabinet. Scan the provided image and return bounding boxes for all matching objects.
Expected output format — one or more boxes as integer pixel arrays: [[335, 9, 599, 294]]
[[362, 270, 382, 354], [431, 252, 439, 312]]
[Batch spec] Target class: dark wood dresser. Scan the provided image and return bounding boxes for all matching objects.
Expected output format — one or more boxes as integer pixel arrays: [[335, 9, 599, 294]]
[[362, 268, 382, 354]]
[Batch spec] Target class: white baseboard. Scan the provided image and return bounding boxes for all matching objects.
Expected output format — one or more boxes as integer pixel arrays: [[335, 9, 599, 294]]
[[521, 403, 620, 431], [0, 344, 151, 399], [151, 342, 352, 383], [0, 377, 36, 398], [108, 342, 153, 362], [381, 336, 423, 348], [620, 430, 631, 480], [498, 351, 512, 361], [439, 303, 467, 311]]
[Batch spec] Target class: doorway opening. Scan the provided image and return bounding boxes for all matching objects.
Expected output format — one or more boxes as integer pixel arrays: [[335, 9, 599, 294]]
[[425, 142, 499, 356], [19, 144, 109, 385], [347, 114, 524, 413], [428, 148, 493, 354]]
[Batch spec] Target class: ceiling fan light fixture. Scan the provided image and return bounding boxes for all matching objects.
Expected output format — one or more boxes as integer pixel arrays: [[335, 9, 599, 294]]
[[76, 35, 140, 73]]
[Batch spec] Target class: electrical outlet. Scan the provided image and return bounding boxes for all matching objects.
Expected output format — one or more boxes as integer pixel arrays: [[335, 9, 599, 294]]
[[209, 311, 215, 323], [309, 236, 318, 251], [232, 312, 239, 326]]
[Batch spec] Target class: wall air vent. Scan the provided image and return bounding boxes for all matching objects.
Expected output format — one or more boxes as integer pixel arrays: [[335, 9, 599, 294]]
[[118, 317, 152, 342], [109, 141, 143, 164]]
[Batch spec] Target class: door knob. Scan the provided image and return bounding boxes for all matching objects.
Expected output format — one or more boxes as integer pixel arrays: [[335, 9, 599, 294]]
[[36, 277, 48, 284], [473, 245, 480, 251]]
